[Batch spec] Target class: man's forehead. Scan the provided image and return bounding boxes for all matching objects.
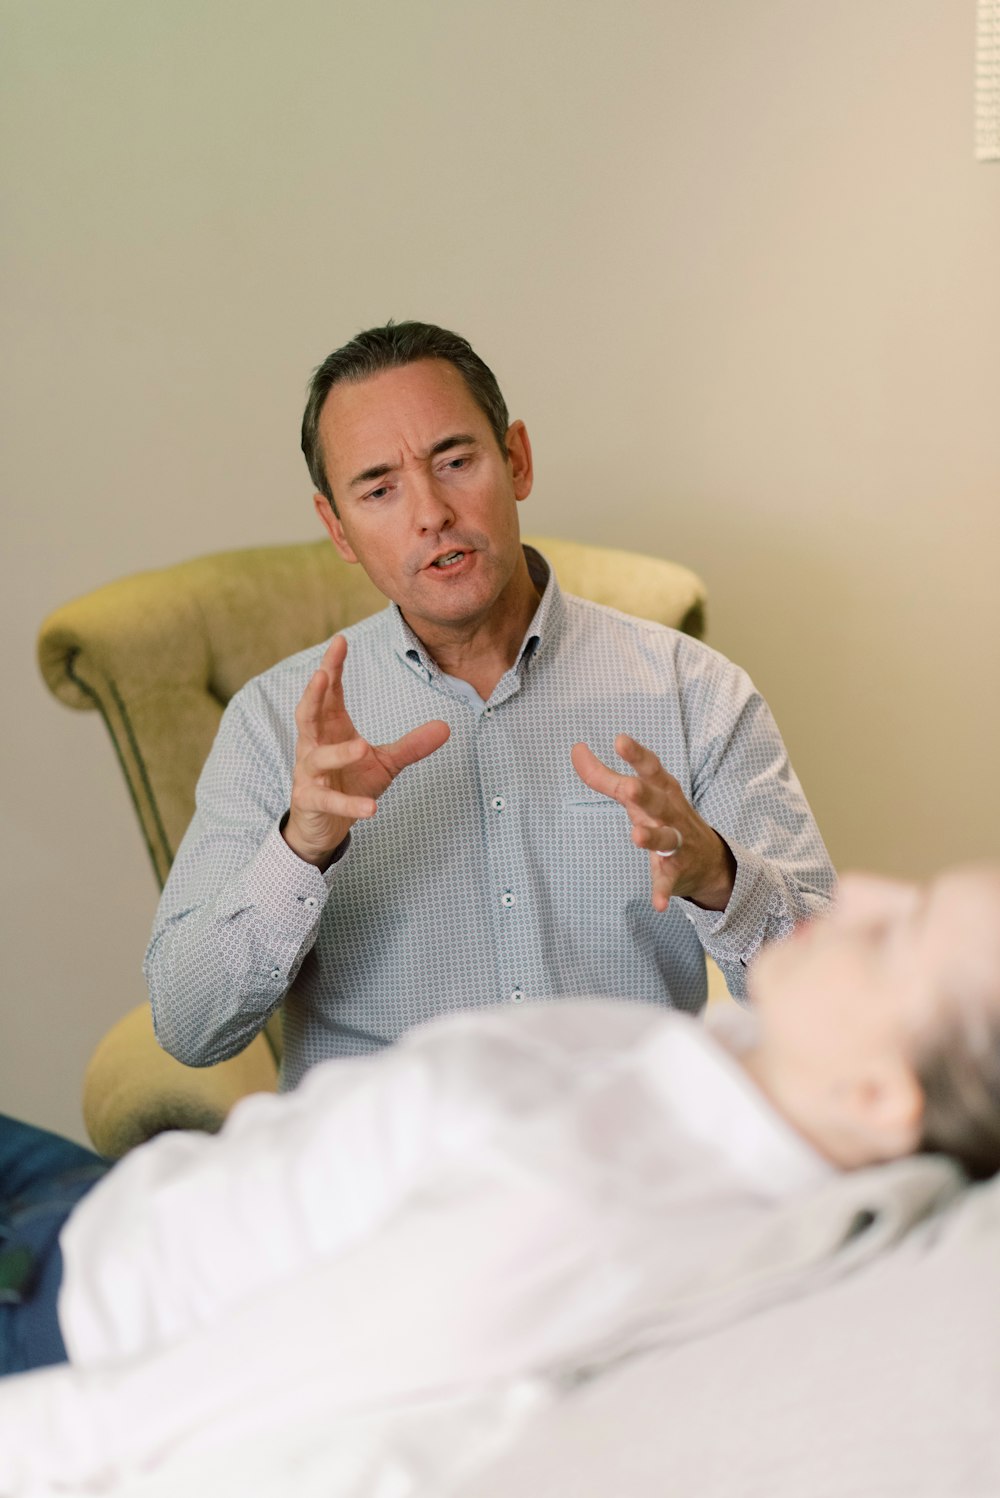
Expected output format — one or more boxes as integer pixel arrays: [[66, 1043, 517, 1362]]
[[318, 359, 486, 456]]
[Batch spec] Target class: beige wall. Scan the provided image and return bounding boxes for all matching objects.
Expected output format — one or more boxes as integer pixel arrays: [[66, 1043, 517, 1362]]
[[3, 0, 998, 1142]]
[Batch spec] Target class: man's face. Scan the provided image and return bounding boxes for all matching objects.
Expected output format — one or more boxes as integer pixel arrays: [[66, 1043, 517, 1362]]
[[313, 359, 533, 642], [749, 867, 1000, 1121]]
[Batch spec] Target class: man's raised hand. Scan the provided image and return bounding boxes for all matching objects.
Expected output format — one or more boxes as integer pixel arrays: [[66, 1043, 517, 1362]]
[[570, 733, 736, 913], [284, 635, 450, 867]]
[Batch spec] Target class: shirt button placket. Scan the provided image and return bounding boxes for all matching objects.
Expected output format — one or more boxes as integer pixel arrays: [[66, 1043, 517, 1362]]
[[478, 724, 529, 1009]]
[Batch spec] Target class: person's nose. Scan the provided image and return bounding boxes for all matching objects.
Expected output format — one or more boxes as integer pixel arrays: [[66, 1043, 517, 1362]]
[[410, 470, 456, 535]]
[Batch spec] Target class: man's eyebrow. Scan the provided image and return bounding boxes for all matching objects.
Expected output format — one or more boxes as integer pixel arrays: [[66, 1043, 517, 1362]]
[[348, 435, 479, 489], [349, 462, 394, 490], [429, 433, 477, 457]]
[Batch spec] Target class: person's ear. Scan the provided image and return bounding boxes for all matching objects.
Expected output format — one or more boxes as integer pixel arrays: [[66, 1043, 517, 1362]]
[[314, 493, 358, 564], [843, 1059, 925, 1163], [505, 421, 533, 502]]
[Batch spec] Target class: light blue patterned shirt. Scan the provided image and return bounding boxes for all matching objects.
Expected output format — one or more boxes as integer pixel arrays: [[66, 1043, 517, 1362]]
[[146, 549, 835, 1088]]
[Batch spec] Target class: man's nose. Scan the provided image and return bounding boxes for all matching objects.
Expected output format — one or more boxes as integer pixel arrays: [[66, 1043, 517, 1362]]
[[411, 472, 456, 533]]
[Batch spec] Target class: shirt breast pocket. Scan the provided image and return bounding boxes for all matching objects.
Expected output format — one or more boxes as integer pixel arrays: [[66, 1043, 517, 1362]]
[[561, 792, 621, 814], [558, 792, 642, 897]]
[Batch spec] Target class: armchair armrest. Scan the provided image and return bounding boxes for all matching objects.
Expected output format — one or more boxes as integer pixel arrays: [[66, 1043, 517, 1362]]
[[83, 1004, 278, 1159]]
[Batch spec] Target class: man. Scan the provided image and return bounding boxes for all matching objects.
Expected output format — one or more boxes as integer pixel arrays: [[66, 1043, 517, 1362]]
[[145, 321, 835, 1084], [2, 864, 1000, 1493]]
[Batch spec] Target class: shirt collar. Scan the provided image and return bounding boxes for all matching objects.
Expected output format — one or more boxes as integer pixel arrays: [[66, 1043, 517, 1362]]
[[391, 543, 565, 688], [637, 1010, 834, 1201]]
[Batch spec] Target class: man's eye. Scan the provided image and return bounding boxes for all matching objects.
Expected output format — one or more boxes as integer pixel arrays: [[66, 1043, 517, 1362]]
[[443, 456, 469, 471], [367, 485, 390, 500]]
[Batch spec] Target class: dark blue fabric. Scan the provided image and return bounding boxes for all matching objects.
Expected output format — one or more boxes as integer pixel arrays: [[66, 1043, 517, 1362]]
[[0, 1114, 109, 1375]]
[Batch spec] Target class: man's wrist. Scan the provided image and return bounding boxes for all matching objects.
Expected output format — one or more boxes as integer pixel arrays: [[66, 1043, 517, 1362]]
[[691, 834, 738, 912], [279, 810, 350, 871]]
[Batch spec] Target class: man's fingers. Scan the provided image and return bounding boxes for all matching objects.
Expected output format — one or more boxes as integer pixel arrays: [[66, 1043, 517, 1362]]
[[382, 720, 451, 774], [294, 667, 331, 743], [573, 738, 676, 797], [319, 633, 349, 679], [570, 741, 623, 800], [575, 737, 688, 913], [634, 826, 683, 912], [632, 823, 684, 858], [573, 742, 677, 832], [295, 636, 350, 743], [647, 849, 680, 913], [616, 733, 674, 787], [294, 784, 377, 822], [315, 635, 351, 724], [305, 737, 372, 776], [574, 736, 732, 913]]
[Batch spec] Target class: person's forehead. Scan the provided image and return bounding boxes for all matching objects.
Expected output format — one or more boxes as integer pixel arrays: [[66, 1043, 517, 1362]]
[[904, 867, 1000, 1030], [319, 360, 487, 466], [923, 867, 1000, 952], [835, 873, 920, 923]]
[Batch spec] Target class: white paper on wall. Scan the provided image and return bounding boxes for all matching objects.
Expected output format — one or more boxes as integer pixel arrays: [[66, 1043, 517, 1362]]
[[976, 0, 1000, 160]]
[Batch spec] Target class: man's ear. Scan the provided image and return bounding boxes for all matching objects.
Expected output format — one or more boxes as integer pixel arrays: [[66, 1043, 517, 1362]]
[[843, 1059, 925, 1164], [314, 493, 358, 564], [505, 420, 533, 502]]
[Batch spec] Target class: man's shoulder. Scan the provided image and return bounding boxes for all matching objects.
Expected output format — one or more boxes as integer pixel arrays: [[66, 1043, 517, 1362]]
[[559, 592, 742, 679]]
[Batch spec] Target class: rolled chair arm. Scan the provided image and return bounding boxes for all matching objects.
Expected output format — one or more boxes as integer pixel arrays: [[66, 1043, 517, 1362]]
[[83, 1004, 278, 1159]]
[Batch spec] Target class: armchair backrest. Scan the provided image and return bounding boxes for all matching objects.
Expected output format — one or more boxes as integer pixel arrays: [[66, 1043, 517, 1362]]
[[38, 535, 706, 889]]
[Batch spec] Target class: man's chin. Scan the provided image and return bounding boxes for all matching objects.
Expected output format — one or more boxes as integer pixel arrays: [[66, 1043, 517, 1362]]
[[399, 585, 498, 635], [414, 558, 503, 606]]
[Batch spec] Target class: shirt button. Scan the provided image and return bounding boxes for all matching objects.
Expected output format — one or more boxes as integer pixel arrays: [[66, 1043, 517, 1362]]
[[269, 968, 281, 980], [484, 706, 493, 716], [511, 988, 525, 1003], [501, 890, 516, 908], [303, 896, 319, 909], [490, 796, 505, 812]]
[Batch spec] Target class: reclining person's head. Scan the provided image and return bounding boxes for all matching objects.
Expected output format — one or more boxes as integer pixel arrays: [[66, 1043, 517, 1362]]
[[746, 865, 1000, 1179]]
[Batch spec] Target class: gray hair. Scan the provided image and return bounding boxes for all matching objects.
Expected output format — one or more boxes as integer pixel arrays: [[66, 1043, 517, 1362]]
[[301, 321, 510, 513], [914, 975, 1000, 1181]]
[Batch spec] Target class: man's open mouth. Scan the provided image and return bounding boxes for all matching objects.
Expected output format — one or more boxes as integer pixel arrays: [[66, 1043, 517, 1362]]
[[430, 550, 467, 569]]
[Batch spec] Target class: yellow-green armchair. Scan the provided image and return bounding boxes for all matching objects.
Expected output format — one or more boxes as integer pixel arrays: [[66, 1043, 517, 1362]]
[[38, 535, 707, 1156]]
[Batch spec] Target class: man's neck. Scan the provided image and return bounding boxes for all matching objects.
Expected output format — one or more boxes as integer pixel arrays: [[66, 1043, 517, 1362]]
[[404, 557, 542, 700]]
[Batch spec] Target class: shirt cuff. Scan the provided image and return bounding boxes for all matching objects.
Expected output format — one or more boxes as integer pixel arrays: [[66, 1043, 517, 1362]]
[[676, 840, 792, 969], [218, 822, 348, 942]]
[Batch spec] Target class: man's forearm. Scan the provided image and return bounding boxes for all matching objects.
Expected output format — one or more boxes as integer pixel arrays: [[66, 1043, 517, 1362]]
[[146, 821, 332, 1066]]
